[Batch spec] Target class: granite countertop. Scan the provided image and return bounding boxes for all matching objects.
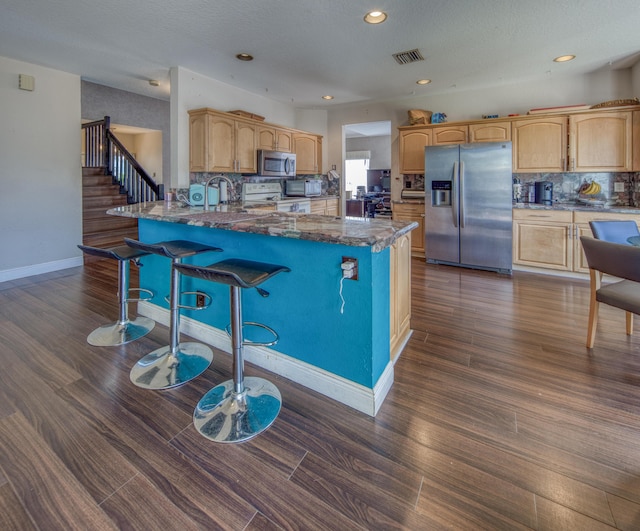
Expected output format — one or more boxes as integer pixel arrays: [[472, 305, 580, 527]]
[[513, 202, 640, 214], [107, 201, 417, 252]]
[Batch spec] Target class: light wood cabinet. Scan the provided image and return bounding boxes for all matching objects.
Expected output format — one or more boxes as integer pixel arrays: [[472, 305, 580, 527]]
[[512, 117, 567, 173], [257, 125, 293, 152], [393, 202, 425, 257], [431, 125, 468, 145], [513, 210, 573, 271], [188, 109, 256, 173], [309, 197, 339, 216], [390, 233, 412, 363], [294, 133, 322, 174], [399, 128, 432, 173], [514, 209, 640, 274], [469, 121, 511, 142], [569, 112, 633, 172]]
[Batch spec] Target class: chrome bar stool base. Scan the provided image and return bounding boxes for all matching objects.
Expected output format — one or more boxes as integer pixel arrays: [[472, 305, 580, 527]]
[[78, 244, 155, 347], [193, 376, 281, 443], [130, 342, 214, 390], [124, 238, 222, 390], [174, 258, 290, 443], [87, 317, 156, 347]]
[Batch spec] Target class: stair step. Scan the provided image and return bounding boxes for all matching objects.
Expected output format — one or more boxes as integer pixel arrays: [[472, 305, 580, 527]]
[[82, 167, 107, 176], [84, 216, 137, 234], [83, 195, 129, 208], [83, 185, 125, 198], [82, 227, 139, 250], [83, 175, 115, 186]]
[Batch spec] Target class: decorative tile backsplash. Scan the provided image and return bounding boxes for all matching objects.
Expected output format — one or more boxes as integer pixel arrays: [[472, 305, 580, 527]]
[[513, 172, 639, 207]]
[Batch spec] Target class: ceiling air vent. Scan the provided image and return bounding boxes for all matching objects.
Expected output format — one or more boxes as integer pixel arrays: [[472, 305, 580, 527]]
[[392, 49, 424, 65]]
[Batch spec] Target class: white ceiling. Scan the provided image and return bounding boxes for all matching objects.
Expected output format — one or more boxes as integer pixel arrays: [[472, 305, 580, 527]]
[[2, 0, 640, 109]]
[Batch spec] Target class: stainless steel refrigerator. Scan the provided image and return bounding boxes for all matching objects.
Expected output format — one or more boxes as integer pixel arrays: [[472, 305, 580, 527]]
[[425, 142, 512, 274]]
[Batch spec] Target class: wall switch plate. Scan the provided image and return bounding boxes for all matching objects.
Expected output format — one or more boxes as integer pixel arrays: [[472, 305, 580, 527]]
[[614, 182, 625, 192]]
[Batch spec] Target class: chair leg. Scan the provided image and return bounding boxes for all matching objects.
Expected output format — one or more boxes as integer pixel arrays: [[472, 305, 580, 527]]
[[626, 312, 633, 335], [586, 269, 599, 348]]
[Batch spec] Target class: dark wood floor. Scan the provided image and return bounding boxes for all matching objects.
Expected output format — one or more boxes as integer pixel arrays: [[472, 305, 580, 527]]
[[1, 258, 640, 530]]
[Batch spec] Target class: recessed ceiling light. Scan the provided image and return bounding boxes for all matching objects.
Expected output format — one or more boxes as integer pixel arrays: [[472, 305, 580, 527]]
[[553, 55, 575, 63], [236, 53, 254, 61], [416, 79, 431, 85], [364, 10, 387, 24], [322, 95, 334, 100]]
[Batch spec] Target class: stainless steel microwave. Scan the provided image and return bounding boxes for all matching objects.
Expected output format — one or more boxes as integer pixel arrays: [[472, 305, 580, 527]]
[[257, 150, 296, 177]]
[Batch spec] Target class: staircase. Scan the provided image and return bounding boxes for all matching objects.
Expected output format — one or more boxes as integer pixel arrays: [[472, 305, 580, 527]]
[[82, 167, 138, 262], [81, 116, 163, 264]]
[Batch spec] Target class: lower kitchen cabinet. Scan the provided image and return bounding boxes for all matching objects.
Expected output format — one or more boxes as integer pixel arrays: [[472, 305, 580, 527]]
[[513, 209, 640, 273], [393, 202, 425, 257], [390, 233, 411, 363], [310, 197, 339, 216]]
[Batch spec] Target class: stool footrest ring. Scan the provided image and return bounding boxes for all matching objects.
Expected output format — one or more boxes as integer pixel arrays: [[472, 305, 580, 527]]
[[164, 291, 212, 311], [126, 287, 154, 303], [225, 321, 280, 347]]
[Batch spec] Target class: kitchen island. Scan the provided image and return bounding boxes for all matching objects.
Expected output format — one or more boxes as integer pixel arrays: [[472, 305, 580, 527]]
[[107, 201, 416, 415]]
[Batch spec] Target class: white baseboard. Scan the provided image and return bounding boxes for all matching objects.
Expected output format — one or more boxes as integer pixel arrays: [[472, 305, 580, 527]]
[[0, 256, 83, 283], [138, 301, 394, 417]]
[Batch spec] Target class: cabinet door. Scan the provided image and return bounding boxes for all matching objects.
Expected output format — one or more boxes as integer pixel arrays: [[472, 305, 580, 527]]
[[189, 113, 208, 172], [325, 197, 339, 216], [569, 112, 632, 172], [275, 128, 293, 152], [512, 117, 567, 173], [392, 203, 425, 256], [432, 125, 468, 145], [573, 223, 592, 273], [399, 128, 432, 173], [390, 233, 411, 362], [469, 122, 511, 143], [513, 218, 572, 270], [310, 199, 327, 215], [208, 114, 236, 172], [294, 133, 320, 174], [256, 126, 277, 151], [235, 120, 257, 173]]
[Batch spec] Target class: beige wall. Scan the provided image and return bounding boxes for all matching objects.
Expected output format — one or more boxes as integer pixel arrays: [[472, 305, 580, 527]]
[[0, 55, 82, 280]]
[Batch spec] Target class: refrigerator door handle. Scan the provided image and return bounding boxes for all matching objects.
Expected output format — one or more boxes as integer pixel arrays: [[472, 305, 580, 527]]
[[459, 161, 465, 228], [452, 162, 459, 228]]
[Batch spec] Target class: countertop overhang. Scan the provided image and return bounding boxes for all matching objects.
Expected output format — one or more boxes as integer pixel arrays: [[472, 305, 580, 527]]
[[108, 201, 417, 253], [513, 202, 640, 214]]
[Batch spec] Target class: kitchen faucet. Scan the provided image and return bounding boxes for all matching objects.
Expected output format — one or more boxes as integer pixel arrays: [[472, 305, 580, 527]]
[[203, 175, 235, 210]]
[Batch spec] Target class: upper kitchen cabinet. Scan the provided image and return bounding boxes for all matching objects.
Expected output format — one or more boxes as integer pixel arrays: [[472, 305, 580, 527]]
[[512, 116, 567, 173], [568, 111, 633, 172], [399, 127, 432, 173], [188, 109, 257, 173], [431, 125, 468, 145], [469, 120, 511, 143], [294, 133, 322, 174], [257, 125, 293, 153]]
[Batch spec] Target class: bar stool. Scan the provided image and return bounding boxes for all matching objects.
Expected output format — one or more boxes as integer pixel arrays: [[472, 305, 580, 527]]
[[78, 244, 155, 346], [174, 258, 290, 443], [124, 238, 222, 390]]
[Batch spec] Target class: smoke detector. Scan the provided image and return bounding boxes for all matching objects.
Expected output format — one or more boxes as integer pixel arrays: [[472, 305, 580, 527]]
[[392, 49, 425, 65]]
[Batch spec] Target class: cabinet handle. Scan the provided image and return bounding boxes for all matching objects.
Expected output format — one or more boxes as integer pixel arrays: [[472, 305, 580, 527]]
[[567, 226, 572, 239], [528, 214, 552, 218], [571, 158, 575, 171], [562, 158, 566, 171]]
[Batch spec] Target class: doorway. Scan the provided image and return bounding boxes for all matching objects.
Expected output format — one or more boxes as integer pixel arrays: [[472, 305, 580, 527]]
[[343, 120, 391, 198]]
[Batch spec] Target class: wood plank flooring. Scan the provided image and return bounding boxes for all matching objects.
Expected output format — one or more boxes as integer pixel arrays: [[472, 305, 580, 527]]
[[1, 259, 639, 530]]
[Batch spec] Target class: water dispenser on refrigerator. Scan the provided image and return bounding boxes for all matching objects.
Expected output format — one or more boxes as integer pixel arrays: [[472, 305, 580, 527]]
[[431, 180, 451, 206]]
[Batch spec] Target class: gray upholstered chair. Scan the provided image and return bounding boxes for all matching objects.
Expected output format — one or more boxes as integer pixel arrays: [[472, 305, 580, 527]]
[[589, 220, 640, 245], [580, 236, 640, 348]]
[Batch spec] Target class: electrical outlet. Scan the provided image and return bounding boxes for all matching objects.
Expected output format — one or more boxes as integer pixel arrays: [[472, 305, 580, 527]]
[[196, 292, 206, 308], [341, 257, 358, 280], [614, 182, 625, 192]]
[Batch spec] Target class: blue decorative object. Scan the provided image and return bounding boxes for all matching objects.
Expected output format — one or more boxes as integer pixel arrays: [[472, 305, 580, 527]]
[[431, 112, 447, 124]]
